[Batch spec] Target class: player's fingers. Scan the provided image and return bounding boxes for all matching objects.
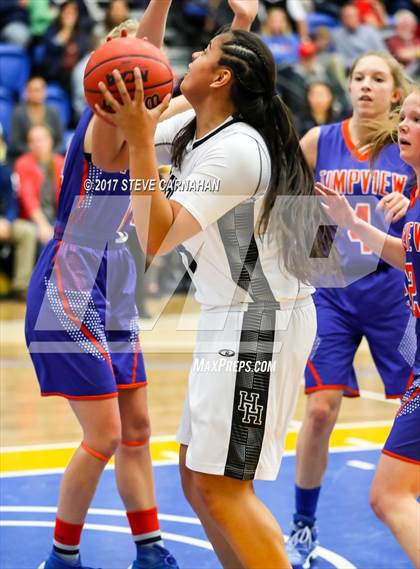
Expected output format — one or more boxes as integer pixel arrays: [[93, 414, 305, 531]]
[[133, 67, 144, 105], [98, 81, 121, 112], [153, 93, 172, 118], [94, 103, 117, 126], [388, 202, 407, 223], [112, 69, 132, 106], [315, 182, 338, 197]]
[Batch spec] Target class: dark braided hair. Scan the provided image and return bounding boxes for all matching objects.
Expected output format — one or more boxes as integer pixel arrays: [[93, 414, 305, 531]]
[[173, 28, 335, 283]]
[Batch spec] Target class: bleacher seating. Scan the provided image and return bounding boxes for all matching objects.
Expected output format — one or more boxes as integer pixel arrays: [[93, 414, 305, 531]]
[[45, 84, 72, 129], [0, 44, 30, 99]]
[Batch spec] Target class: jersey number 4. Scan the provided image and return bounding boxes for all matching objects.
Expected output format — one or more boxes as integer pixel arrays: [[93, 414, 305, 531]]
[[348, 203, 371, 255]]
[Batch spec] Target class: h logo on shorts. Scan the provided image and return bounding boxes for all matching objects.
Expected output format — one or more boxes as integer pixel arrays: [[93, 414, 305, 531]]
[[238, 390, 263, 426]]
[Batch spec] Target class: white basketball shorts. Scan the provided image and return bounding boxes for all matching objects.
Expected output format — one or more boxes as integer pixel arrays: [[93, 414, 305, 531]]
[[176, 297, 316, 481]]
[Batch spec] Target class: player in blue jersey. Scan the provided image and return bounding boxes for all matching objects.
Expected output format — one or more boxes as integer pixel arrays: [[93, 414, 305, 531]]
[[316, 86, 420, 569], [286, 51, 415, 569], [25, 3, 182, 569]]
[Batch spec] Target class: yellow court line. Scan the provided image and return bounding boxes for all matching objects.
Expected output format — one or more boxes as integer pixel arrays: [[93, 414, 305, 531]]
[[0, 425, 392, 474]]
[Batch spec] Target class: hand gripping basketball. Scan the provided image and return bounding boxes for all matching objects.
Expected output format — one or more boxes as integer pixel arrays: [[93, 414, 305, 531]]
[[94, 67, 171, 148], [83, 35, 173, 117]]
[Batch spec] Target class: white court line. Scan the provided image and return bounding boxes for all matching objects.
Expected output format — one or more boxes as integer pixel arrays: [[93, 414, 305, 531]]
[[345, 437, 379, 448], [0, 521, 213, 549], [0, 520, 357, 568], [0, 507, 201, 525], [347, 460, 376, 470]]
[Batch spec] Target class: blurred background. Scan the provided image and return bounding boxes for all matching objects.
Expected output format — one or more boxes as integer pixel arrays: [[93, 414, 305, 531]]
[[0, 0, 418, 311]]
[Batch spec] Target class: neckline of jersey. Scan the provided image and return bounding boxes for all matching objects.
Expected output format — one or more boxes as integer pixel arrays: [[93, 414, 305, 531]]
[[341, 118, 370, 162], [191, 116, 238, 149]]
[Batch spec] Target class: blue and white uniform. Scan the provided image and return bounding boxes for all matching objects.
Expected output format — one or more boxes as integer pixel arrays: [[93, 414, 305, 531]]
[[25, 109, 146, 399], [384, 189, 420, 464], [306, 119, 415, 398]]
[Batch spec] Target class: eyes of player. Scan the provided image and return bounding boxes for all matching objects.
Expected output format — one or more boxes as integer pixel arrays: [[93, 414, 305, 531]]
[[353, 74, 386, 83]]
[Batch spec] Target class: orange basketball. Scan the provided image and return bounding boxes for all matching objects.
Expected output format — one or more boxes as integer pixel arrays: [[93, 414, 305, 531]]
[[83, 36, 173, 114]]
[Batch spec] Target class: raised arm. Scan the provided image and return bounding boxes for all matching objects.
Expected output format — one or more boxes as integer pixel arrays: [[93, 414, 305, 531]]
[[91, 0, 172, 171], [135, 0, 171, 48]]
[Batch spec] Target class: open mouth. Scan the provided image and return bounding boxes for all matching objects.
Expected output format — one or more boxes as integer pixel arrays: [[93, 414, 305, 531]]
[[359, 96, 373, 102], [399, 138, 411, 146]]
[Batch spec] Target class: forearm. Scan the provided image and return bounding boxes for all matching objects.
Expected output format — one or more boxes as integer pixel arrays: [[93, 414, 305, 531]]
[[135, 0, 172, 48], [129, 144, 174, 255], [91, 116, 128, 171], [349, 217, 405, 270]]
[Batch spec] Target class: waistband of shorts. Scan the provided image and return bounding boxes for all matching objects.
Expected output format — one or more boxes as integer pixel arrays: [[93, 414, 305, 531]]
[[201, 296, 314, 313], [54, 227, 129, 250]]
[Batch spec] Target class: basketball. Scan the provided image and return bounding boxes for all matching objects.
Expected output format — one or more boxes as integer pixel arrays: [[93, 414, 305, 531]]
[[83, 36, 173, 114]]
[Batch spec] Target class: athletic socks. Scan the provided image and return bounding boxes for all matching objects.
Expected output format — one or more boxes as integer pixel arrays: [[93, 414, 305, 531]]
[[294, 485, 321, 526], [127, 507, 164, 557], [53, 518, 83, 565]]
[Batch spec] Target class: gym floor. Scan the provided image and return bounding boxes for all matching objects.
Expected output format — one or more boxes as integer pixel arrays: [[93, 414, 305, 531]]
[[0, 295, 411, 568]]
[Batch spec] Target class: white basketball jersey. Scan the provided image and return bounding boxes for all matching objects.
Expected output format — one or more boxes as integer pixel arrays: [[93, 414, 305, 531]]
[[155, 110, 313, 308]]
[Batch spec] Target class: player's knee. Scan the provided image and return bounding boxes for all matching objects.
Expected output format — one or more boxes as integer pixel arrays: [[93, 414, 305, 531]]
[[192, 475, 247, 519], [86, 423, 122, 457], [307, 399, 337, 433], [121, 413, 151, 443], [369, 484, 395, 521]]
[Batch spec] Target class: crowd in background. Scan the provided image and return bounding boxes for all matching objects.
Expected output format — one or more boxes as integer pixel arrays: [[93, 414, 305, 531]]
[[0, 0, 419, 307]]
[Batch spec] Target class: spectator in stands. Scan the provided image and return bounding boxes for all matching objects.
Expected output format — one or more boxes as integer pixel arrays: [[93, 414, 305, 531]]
[[95, 0, 130, 38], [278, 41, 348, 118], [8, 76, 64, 165], [260, 7, 300, 66], [27, 0, 55, 41], [0, 125, 37, 300], [354, 0, 388, 27], [0, 0, 30, 49], [313, 26, 348, 95], [15, 125, 64, 245], [386, 9, 420, 76], [332, 2, 386, 69], [40, 0, 90, 94], [262, 0, 310, 39], [297, 80, 344, 136]]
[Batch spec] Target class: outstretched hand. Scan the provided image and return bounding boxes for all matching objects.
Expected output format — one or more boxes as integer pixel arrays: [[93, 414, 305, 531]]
[[315, 182, 358, 230], [376, 191, 409, 224], [229, 0, 259, 30], [94, 67, 171, 149]]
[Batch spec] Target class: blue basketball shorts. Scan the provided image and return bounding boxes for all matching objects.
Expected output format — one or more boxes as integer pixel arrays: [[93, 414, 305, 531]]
[[383, 375, 420, 464], [25, 237, 146, 400], [305, 268, 414, 398]]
